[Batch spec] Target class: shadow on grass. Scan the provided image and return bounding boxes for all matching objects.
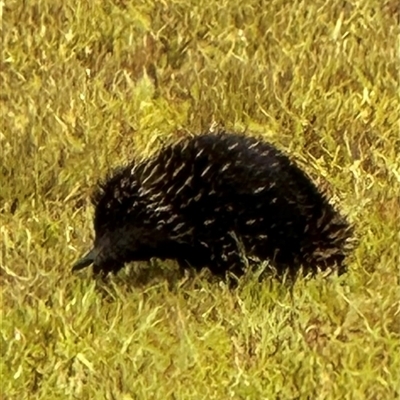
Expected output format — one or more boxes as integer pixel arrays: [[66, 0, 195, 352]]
[[70, 258, 313, 302]]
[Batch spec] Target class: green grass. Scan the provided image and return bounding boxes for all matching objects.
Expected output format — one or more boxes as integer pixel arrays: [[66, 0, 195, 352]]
[[1, 0, 399, 398]]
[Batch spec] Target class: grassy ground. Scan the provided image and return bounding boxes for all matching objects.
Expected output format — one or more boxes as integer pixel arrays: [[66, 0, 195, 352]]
[[1, 0, 399, 398]]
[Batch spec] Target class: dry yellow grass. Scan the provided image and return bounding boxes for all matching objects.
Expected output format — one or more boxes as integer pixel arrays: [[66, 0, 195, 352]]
[[1, 0, 399, 399]]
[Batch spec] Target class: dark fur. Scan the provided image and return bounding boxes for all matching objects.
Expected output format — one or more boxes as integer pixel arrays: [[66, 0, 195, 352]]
[[73, 131, 355, 278]]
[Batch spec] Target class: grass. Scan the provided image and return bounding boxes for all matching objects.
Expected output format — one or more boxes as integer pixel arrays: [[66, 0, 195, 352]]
[[1, 0, 399, 398]]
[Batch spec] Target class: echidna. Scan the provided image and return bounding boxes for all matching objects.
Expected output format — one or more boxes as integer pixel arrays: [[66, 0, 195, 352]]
[[73, 131, 354, 279]]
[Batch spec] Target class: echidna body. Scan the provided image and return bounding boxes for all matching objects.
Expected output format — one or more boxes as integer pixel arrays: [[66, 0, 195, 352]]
[[73, 132, 354, 278]]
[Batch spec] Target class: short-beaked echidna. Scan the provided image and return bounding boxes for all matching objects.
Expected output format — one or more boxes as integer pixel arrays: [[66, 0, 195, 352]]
[[73, 131, 354, 278]]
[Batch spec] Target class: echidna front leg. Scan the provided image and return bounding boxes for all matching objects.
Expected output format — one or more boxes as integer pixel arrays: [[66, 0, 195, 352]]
[[175, 241, 213, 272], [207, 233, 247, 278]]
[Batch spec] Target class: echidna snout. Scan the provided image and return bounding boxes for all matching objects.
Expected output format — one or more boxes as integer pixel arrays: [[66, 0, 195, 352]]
[[73, 232, 132, 275]]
